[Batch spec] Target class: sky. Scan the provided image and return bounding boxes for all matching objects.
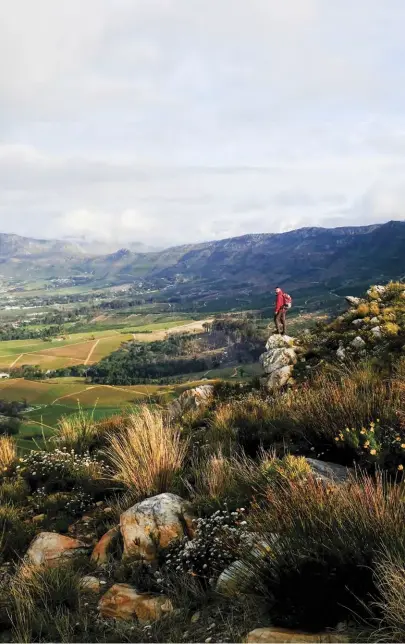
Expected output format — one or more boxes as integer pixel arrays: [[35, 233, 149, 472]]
[[1, 0, 405, 248]]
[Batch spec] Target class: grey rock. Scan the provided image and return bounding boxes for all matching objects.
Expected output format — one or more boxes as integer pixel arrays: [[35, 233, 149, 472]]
[[371, 326, 382, 339], [350, 336, 366, 350], [167, 384, 214, 419], [260, 348, 297, 375], [345, 296, 361, 307], [306, 458, 353, 484], [265, 365, 294, 391], [265, 334, 295, 351], [351, 319, 364, 327]]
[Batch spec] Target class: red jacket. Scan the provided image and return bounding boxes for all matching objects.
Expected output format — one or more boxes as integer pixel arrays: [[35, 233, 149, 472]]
[[275, 291, 284, 314]]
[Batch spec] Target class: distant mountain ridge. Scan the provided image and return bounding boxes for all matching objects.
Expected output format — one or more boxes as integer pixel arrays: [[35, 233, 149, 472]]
[[0, 221, 404, 296]]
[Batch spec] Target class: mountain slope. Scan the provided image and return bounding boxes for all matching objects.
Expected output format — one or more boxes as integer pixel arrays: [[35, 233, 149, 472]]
[[0, 221, 404, 295]]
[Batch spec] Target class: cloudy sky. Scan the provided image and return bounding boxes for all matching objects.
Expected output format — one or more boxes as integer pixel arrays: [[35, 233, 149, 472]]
[[1, 0, 405, 247]]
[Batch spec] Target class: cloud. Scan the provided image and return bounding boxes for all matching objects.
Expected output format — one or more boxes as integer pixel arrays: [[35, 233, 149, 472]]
[[0, 1, 405, 247]]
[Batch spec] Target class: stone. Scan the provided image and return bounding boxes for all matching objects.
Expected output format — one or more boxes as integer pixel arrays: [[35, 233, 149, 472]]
[[351, 319, 364, 327], [91, 525, 121, 565], [32, 514, 45, 524], [350, 336, 366, 350], [247, 627, 347, 643], [345, 296, 361, 307], [306, 458, 352, 484], [80, 575, 102, 594], [336, 344, 345, 361], [371, 326, 382, 339], [265, 365, 294, 391], [168, 384, 214, 419], [370, 317, 380, 325], [26, 532, 88, 567], [265, 334, 295, 351], [367, 285, 386, 298], [260, 348, 297, 375], [120, 493, 195, 561], [98, 583, 173, 622]]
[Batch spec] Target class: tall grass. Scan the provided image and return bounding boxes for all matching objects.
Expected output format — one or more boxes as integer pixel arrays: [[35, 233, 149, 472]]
[[105, 406, 188, 498], [243, 472, 405, 631], [55, 406, 100, 453], [0, 435, 17, 473]]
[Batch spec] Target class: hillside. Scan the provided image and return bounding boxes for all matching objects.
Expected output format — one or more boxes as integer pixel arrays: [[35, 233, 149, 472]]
[[1, 221, 405, 298]]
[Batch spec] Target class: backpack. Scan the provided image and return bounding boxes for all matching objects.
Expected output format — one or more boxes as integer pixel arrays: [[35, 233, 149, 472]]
[[283, 293, 292, 309]]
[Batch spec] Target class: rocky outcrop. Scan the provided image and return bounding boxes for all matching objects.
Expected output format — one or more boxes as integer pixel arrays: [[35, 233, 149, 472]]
[[350, 336, 366, 350], [26, 532, 88, 567], [120, 493, 195, 561], [167, 384, 214, 420], [98, 583, 173, 622], [260, 334, 298, 392], [306, 458, 352, 484], [247, 627, 347, 643]]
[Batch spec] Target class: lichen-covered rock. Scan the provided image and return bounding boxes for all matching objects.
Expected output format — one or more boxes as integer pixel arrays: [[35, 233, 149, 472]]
[[370, 317, 380, 325], [306, 458, 352, 484], [98, 583, 173, 622], [26, 532, 88, 567], [371, 325, 382, 339], [260, 348, 297, 375], [336, 343, 345, 361], [350, 336, 366, 350], [120, 493, 195, 561], [265, 365, 294, 391], [247, 627, 347, 643], [91, 525, 120, 565], [368, 285, 386, 298], [167, 384, 214, 419], [265, 334, 295, 351]]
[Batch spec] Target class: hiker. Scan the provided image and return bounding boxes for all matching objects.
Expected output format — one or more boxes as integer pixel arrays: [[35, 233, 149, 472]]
[[274, 287, 292, 335]]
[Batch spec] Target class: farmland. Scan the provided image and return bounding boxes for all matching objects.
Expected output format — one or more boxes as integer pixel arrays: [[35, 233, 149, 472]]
[[1, 376, 215, 450], [0, 318, 209, 371]]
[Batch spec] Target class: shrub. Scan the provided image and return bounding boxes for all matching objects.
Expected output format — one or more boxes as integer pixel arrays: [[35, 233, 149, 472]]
[[18, 448, 108, 493], [0, 476, 29, 504], [244, 473, 405, 631], [0, 435, 17, 475], [161, 507, 249, 587], [369, 301, 380, 317], [261, 453, 312, 484], [0, 504, 35, 563], [105, 406, 188, 497], [384, 322, 400, 336], [356, 303, 370, 318]]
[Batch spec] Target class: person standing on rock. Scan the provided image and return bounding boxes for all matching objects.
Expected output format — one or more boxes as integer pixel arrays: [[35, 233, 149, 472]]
[[274, 287, 291, 335]]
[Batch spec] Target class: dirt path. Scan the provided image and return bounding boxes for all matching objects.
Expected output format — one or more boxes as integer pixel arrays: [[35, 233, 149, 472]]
[[51, 386, 96, 405], [9, 353, 23, 369], [84, 340, 100, 365]]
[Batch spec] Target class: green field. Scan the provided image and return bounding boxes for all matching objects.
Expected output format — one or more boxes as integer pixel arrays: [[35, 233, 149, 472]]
[[0, 376, 217, 451]]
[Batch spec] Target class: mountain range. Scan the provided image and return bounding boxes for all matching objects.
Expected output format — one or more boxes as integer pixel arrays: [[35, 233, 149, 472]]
[[0, 220, 404, 298]]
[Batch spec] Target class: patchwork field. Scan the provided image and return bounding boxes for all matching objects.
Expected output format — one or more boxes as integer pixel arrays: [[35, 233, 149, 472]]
[[0, 319, 211, 371], [0, 375, 216, 451]]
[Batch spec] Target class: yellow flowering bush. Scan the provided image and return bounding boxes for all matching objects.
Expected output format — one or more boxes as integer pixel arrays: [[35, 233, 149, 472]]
[[333, 420, 405, 473]]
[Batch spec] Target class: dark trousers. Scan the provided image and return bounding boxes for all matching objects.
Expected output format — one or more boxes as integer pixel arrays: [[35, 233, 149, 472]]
[[274, 308, 287, 334]]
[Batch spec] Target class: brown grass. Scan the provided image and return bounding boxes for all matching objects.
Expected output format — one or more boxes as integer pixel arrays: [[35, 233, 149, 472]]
[[105, 406, 189, 497], [0, 435, 17, 473]]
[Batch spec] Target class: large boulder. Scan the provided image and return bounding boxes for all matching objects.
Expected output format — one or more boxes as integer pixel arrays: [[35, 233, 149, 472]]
[[247, 628, 347, 643], [26, 532, 88, 567], [168, 384, 214, 419], [306, 458, 352, 484], [120, 493, 195, 561], [98, 583, 173, 622], [260, 348, 297, 375]]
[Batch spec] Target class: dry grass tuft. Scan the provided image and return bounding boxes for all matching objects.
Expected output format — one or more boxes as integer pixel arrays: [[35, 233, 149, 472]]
[[105, 405, 188, 497], [0, 435, 17, 473]]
